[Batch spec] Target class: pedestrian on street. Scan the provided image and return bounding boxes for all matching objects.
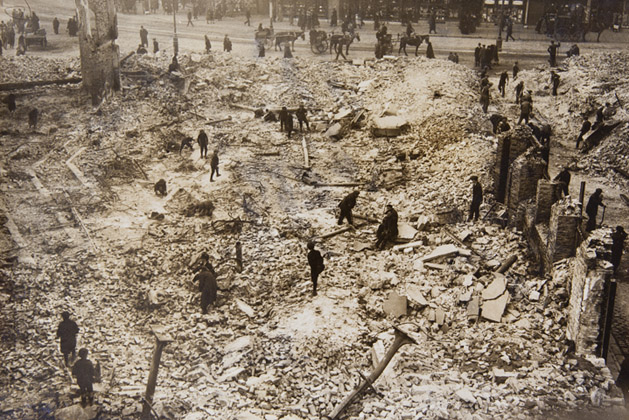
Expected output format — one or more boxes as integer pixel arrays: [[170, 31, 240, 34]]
[[554, 167, 571, 196], [338, 191, 359, 225], [498, 71, 509, 97], [307, 241, 324, 296], [428, 9, 437, 34], [474, 43, 481, 67], [153, 38, 159, 54], [205, 34, 212, 53], [296, 104, 309, 131], [480, 85, 490, 114], [284, 43, 293, 58], [513, 61, 519, 79], [140, 25, 148, 47], [210, 149, 220, 181], [57, 311, 79, 366], [548, 40, 560, 67], [52, 17, 59, 35], [576, 117, 591, 149], [550, 71, 560, 96], [187, 10, 194, 26], [244, 8, 251, 26], [612, 226, 627, 273], [426, 41, 435, 59], [469, 176, 483, 222], [197, 129, 208, 158], [258, 42, 265, 57], [585, 188, 605, 232], [223, 34, 232, 52], [506, 19, 515, 41], [330, 8, 338, 27], [72, 348, 95, 407], [375, 204, 398, 250]]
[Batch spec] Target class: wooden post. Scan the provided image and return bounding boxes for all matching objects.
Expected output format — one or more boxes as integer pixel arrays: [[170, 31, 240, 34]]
[[579, 181, 586, 216], [302, 136, 310, 169], [141, 325, 173, 420], [235, 241, 243, 273]]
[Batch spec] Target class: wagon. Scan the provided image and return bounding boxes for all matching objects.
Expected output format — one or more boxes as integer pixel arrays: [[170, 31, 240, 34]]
[[25, 29, 47, 48], [309, 29, 328, 54]]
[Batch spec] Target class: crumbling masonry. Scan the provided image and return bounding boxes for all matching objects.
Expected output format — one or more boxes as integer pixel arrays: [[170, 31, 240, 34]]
[[75, 0, 120, 105]]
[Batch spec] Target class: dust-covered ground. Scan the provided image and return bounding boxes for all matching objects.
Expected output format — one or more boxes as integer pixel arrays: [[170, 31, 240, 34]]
[[0, 48, 628, 420]]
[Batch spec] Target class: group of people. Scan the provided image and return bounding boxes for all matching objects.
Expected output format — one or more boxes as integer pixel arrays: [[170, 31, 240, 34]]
[[474, 43, 499, 69]]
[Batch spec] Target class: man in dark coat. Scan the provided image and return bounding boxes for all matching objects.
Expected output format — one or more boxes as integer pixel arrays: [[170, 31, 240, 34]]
[[57, 311, 79, 366], [554, 167, 571, 196], [576, 117, 591, 149], [140, 26, 148, 47], [514, 80, 524, 104], [426, 41, 435, 59], [480, 85, 490, 114], [513, 61, 519, 80], [428, 10, 437, 34], [28, 108, 38, 129], [498, 71, 508, 97], [307, 241, 324, 296], [210, 149, 220, 181], [153, 38, 159, 54], [7, 94, 16, 113], [197, 129, 208, 158], [296, 104, 309, 131], [330, 8, 338, 27], [72, 348, 94, 406], [279, 106, 289, 132], [518, 99, 531, 124], [223, 35, 232, 52], [180, 136, 194, 154], [205, 35, 212, 53], [548, 40, 560, 67], [375, 205, 399, 250], [469, 176, 483, 222], [194, 267, 218, 314], [612, 226, 627, 273], [474, 43, 481, 67], [285, 112, 294, 138], [550, 71, 560, 96], [338, 191, 359, 225], [585, 188, 605, 232], [53, 17, 60, 34]]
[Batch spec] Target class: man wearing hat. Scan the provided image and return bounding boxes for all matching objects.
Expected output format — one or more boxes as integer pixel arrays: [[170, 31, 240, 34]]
[[307, 241, 324, 296], [585, 188, 605, 231], [469, 176, 483, 222], [338, 191, 360, 225], [375, 204, 399, 249], [554, 167, 571, 197], [56, 311, 79, 366]]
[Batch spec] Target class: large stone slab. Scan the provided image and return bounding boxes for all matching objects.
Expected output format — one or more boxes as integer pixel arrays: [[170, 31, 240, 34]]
[[420, 244, 459, 262], [481, 292, 510, 322], [406, 285, 428, 307], [383, 291, 407, 317], [372, 116, 409, 137], [481, 274, 507, 301]]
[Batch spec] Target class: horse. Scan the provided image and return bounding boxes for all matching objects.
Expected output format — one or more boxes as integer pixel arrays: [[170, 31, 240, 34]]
[[329, 32, 360, 56], [398, 34, 430, 56], [273, 30, 305, 51], [583, 15, 611, 42]]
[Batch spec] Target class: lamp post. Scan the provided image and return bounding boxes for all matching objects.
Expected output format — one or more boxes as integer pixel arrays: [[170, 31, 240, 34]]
[[173, 0, 178, 55]]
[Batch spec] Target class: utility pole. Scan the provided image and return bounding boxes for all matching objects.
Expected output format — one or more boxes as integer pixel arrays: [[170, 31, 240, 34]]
[[141, 325, 173, 420], [173, 0, 178, 55]]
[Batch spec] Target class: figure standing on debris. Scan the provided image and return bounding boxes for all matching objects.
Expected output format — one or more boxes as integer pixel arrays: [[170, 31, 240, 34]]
[[153, 38, 159, 54], [223, 35, 232, 52], [550, 71, 560, 96], [72, 348, 94, 407], [283, 43, 293, 58], [258, 42, 265, 57], [187, 10, 194, 26], [338, 191, 359, 225], [296, 104, 309, 131], [548, 40, 560, 67], [307, 241, 324, 296], [137, 44, 148, 54], [53, 17, 59, 35], [515, 81, 524, 104], [7, 93, 16, 113], [576, 117, 591, 149], [518, 97, 532, 124], [375, 204, 398, 250], [285, 111, 294, 138], [168, 55, 180, 72], [585, 188, 605, 232], [468, 176, 483, 222], [194, 262, 218, 314], [205, 35, 212, 53], [480, 85, 490, 114], [28, 108, 38, 129], [57, 311, 79, 366], [426, 41, 435, 59], [210, 149, 220, 181], [197, 129, 208, 158], [498, 71, 508, 97], [140, 26, 148, 48], [513, 61, 519, 80], [554, 167, 571, 196], [279, 106, 289, 132], [612, 226, 627, 273]]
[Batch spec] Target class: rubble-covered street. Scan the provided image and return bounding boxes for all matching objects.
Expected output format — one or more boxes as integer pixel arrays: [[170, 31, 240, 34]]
[[1, 15, 629, 420]]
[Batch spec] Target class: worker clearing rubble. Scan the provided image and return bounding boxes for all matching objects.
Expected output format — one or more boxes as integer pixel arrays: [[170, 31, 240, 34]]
[[197, 129, 208, 158], [193, 255, 218, 314], [57, 311, 79, 366], [72, 348, 95, 407], [468, 176, 483, 222], [585, 188, 605, 232], [307, 241, 325, 296], [375, 204, 398, 250], [338, 191, 360, 225], [498, 71, 508, 97]]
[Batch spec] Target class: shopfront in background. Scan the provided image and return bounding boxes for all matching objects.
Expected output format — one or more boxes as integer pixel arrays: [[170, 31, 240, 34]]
[[483, 0, 525, 23]]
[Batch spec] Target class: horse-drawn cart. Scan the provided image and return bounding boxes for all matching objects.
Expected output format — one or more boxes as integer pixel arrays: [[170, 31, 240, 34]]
[[25, 29, 47, 47], [309, 30, 328, 54], [254, 27, 274, 48]]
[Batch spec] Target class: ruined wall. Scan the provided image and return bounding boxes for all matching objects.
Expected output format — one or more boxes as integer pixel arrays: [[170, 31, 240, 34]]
[[534, 179, 562, 224], [563, 229, 614, 355], [506, 149, 546, 227], [547, 197, 581, 263], [76, 0, 120, 105], [494, 125, 535, 203]]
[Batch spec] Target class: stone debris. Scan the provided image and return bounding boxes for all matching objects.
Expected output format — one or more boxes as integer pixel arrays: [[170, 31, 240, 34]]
[[383, 291, 407, 318]]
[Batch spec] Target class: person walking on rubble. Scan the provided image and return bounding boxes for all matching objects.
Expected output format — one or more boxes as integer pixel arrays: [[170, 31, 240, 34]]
[[554, 167, 571, 196], [375, 204, 398, 250], [197, 129, 208, 158], [285, 111, 294, 138], [205, 35, 212, 53], [153, 38, 159, 54], [585, 188, 605, 232], [57, 311, 79, 366], [612, 226, 627, 274], [480, 85, 490, 114], [307, 241, 324, 296], [279, 106, 289, 132], [338, 191, 359, 225], [513, 61, 519, 80], [210, 149, 220, 181], [223, 35, 232, 52], [548, 40, 560, 67], [550, 71, 560, 96], [498, 71, 508, 97], [514, 81, 524, 104], [72, 348, 95, 407], [296, 104, 310, 131], [576, 117, 591, 149], [194, 263, 218, 314], [518, 97, 531, 124], [468, 176, 483, 222], [140, 25, 148, 48]]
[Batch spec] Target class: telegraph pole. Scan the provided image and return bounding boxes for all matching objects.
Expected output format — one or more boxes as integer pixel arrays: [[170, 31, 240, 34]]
[[173, 0, 178, 55]]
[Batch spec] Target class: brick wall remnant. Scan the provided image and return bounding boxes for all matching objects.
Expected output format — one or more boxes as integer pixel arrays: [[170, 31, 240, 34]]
[[506, 148, 547, 228], [495, 125, 536, 203], [548, 197, 582, 263], [535, 179, 563, 225]]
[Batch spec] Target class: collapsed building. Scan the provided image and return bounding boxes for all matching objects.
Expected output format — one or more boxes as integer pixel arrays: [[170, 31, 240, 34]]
[[0, 24, 629, 420]]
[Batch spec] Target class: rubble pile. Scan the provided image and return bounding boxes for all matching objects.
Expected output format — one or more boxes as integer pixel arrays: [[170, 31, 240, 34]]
[[0, 52, 625, 420], [0, 56, 81, 83]]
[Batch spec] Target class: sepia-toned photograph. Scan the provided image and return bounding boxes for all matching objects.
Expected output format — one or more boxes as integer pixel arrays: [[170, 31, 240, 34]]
[[0, 0, 628, 419]]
